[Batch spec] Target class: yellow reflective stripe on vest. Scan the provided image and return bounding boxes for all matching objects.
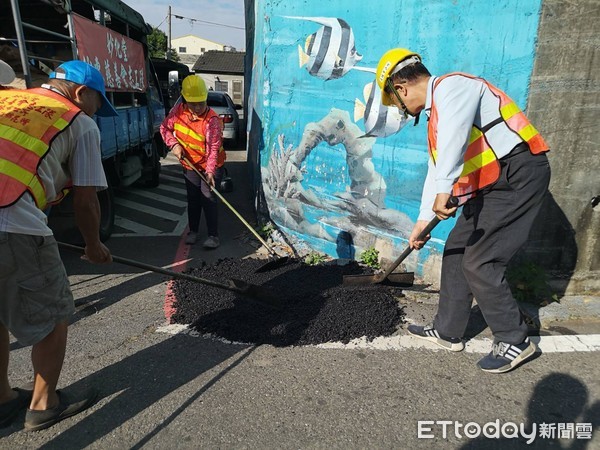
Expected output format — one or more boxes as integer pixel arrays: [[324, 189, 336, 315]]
[[500, 102, 521, 120], [432, 127, 483, 160], [518, 123, 539, 143], [54, 117, 69, 131], [469, 127, 483, 144], [173, 122, 206, 143], [461, 148, 496, 177], [0, 158, 46, 208], [0, 123, 48, 157], [501, 102, 543, 145], [182, 141, 205, 152]]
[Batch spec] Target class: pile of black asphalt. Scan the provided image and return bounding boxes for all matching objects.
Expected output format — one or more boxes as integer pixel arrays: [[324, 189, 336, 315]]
[[171, 258, 405, 347]]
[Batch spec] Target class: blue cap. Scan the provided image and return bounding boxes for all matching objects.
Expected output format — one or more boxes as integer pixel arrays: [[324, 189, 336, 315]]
[[49, 60, 118, 117]]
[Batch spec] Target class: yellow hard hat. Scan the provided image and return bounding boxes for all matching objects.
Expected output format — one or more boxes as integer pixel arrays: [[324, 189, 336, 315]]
[[376, 48, 421, 106], [181, 75, 208, 102]]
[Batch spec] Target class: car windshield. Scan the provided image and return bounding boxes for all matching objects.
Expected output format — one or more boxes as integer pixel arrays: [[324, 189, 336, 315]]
[[207, 93, 229, 107]]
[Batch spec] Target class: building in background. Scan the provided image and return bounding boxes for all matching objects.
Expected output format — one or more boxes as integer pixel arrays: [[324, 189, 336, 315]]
[[193, 50, 244, 111], [171, 34, 236, 70]]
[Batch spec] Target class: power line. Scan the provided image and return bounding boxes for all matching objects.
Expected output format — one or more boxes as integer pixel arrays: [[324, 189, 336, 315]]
[[171, 13, 244, 30]]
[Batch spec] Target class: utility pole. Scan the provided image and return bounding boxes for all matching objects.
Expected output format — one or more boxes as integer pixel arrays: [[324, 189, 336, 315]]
[[166, 5, 171, 60]]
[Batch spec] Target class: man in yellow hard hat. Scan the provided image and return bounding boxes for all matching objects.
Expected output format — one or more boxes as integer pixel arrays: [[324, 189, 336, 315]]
[[376, 48, 551, 373], [160, 75, 226, 248]]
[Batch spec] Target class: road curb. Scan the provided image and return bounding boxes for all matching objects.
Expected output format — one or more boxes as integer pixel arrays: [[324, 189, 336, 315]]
[[519, 296, 600, 328]]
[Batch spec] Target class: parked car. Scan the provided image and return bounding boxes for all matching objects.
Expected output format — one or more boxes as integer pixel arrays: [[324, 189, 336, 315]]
[[207, 91, 242, 145]]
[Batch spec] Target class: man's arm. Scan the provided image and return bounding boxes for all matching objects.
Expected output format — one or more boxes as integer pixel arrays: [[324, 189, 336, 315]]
[[430, 76, 482, 219], [72, 185, 111, 263], [69, 118, 112, 263]]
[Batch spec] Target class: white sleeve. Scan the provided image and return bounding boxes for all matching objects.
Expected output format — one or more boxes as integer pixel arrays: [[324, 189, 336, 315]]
[[418, 158, 437, 222], [70, 118, 108, 189], [432, 76, 483, 194]]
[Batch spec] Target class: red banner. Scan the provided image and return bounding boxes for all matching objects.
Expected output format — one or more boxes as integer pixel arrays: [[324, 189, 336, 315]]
[[72, 14, 147, 92]]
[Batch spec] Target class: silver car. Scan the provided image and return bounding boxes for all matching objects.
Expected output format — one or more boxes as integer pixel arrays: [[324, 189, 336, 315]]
[[207, 91, 242, 145]]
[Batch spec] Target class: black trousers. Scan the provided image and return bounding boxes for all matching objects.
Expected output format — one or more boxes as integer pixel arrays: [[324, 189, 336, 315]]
[[183, 166, 223, 237], [433, 147, 551, 344]]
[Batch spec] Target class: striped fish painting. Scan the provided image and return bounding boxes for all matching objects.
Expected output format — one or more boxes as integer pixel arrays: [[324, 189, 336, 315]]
[[354, 81, 413, 138], [284, 16, 363, 80]]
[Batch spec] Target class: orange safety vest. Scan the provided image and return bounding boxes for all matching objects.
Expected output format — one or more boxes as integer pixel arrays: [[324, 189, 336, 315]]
[[428, 73, 549, 203], [0, 87, 81, 210], [173, 106, 226, 171]]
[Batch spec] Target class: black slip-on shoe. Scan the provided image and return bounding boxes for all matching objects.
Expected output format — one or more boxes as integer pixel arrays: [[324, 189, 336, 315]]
[[24, 389, 97, 432], [0, 388, 32, 427]]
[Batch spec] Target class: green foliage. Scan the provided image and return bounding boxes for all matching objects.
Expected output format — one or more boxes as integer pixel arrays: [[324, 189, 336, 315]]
[[257, 223, 274, 239], [359, 247, 380, 269], [507, 262, 559, 306], [148, 27, 180, 61], [304, 252, 327, 266]]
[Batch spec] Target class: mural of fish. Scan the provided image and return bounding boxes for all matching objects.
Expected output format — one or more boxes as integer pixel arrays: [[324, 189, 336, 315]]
[[284, 16, 363, 80], [354, 81, 413, 138]]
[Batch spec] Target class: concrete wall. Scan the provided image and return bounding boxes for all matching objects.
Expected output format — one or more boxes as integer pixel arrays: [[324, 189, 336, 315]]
[[524, 0, 600, 294], [245, 0, 598, 294]]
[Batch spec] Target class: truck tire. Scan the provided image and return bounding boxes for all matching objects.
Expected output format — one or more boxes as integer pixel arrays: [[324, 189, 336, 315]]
[[98, 185, 115, 242], [50, 185, 115, 245], [144, 141, 161, 188]]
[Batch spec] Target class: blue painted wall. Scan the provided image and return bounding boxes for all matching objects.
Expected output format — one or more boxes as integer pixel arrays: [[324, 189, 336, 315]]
[[247, 0, 543, 278]]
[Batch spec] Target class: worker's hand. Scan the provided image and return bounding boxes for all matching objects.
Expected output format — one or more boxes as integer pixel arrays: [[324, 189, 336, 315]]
[[82, 241, 112, 264], [171, 144, 184, 160], [409, 220, 432, 250], [205, 172, 215, 188], [433, 193, 458, 220]]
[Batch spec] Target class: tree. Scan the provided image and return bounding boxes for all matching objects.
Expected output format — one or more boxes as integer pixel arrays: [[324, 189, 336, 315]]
[[147, 27, 180, 62]]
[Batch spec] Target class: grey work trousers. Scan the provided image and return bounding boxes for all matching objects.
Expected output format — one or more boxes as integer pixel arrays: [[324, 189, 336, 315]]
[[433, 146, 551, 344]]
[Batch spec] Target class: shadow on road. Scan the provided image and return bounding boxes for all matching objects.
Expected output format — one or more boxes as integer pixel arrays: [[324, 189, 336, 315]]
[[1, 334, 254, 446]]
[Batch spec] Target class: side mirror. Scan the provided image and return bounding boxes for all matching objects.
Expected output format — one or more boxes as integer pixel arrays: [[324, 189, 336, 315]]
[[234, 104, 243, 110], [167, 71, 180, 99]]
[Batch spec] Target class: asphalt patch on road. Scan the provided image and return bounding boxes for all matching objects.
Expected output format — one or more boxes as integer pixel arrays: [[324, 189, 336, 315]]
[[171, 258, 405, 346]]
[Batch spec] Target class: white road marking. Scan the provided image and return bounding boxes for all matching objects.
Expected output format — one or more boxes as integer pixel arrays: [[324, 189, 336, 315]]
[[115, 198, 183, 221], [121, 188, 188, 207], [158, 173, 184, 184], [114, 216, 164, 234], [150, 182, 186, 195], [155, 325, 600, 353]]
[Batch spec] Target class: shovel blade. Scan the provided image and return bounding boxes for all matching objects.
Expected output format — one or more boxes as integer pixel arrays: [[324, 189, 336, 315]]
[[382, 272, 415, 287], [342, 271, 415, 287], [342, 273, 382, 286], [254, 256, 290, 273]]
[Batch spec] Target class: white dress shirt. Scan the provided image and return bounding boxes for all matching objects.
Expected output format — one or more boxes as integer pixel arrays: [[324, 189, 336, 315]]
[[418, 74, 523, 221]]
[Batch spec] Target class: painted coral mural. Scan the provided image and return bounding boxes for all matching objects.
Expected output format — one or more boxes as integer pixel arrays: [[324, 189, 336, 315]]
[[247, 0, 543, 282]]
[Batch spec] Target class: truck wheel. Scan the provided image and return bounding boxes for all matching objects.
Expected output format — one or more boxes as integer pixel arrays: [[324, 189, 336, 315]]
[[50, 185, 115, 245], [144, 141, 161, 188], [98, 185, 115, 242]]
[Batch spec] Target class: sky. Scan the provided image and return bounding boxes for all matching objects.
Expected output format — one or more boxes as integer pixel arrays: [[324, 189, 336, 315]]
[[136, 0, 247, 50]]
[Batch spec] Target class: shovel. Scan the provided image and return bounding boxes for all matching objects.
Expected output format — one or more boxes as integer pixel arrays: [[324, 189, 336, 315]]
[[343, 196, 459, 287], [57, 242, 279, 308], [181, 157, 289, 272]]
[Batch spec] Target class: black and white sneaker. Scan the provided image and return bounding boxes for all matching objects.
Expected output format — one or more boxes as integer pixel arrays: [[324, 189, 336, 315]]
[[477, 338, 537, 373], [407, 324, 465, 352]]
